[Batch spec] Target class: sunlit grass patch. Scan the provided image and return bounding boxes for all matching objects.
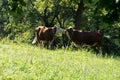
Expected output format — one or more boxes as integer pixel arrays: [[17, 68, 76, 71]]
[[0, 42, 120, 80]]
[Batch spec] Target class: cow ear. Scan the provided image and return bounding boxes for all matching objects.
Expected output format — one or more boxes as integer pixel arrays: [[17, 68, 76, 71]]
[[35, 27, 41, 31], [35, 27, 39, 31]]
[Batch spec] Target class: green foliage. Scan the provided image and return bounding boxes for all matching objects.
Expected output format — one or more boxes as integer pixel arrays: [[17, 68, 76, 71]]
[[0, 43, 120, 80], [34, 0, 53, 13], [8, 0, 26, 14], [95, 0, 120, 23], [0, 0, 120, 54]]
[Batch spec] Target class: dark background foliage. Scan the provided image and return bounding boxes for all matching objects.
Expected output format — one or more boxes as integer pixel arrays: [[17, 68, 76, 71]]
[[0, 0, 120, 55]]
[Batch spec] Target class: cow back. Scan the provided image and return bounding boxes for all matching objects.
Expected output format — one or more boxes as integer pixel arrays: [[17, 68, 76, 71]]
[[71, 30, 103, 47], [40, 27, 56, 42]]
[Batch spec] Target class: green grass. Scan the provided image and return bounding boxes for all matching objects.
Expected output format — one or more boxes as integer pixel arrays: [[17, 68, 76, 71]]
[[0, 42, 120, 80]]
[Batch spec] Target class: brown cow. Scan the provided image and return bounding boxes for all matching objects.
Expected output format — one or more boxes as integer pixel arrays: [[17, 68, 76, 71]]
[[65, 27, 103, 53], [32, 25, 65, 48]]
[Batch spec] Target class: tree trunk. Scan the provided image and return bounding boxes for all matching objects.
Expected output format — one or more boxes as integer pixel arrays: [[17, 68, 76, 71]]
[[73, 0, 84, 29], [43, 5, 60, 27], [43, 6, 49, 27]]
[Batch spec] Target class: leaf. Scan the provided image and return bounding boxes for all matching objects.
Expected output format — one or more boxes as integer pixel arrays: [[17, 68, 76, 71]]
[[19, 0, 26, 6]]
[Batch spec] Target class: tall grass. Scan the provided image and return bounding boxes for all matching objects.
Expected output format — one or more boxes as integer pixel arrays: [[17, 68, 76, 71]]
[[0, 41, 120, 80]]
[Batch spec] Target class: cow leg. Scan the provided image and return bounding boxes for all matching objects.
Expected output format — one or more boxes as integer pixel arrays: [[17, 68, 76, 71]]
[[96, 45, 102, 54], [99, 47, 102, 54], [49, 38, 55, 49], [37, 41, 42, 47], [44, 42, 49, 48], [49, 41, 54, 49], [41, 41, 44, 48]]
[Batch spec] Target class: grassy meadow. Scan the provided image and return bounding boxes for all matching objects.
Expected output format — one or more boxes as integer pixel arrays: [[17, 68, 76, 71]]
[[0, 41, 120, 80]]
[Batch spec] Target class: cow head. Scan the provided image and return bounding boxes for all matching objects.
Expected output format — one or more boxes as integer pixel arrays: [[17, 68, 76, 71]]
[[65, 27, 74, 40], [54, 25, 65, 35]]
